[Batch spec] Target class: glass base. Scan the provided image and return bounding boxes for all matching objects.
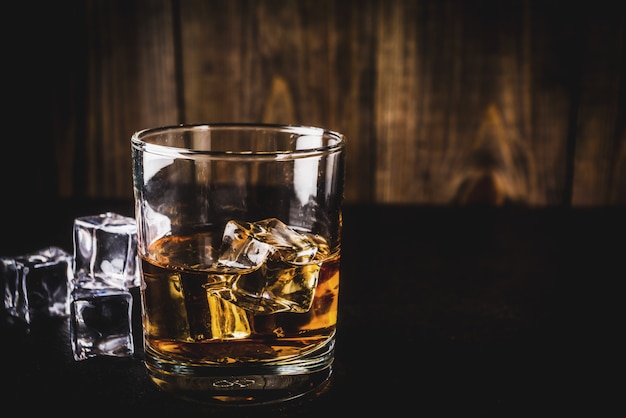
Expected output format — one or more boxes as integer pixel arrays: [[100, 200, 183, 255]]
[[144, 340, 335, 406]]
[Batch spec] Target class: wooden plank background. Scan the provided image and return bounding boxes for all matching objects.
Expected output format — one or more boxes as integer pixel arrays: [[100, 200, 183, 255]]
[[5, 0, 625, 206]]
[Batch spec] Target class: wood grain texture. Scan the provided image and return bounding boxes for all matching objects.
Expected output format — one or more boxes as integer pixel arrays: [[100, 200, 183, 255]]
[[82, 0, 178, 198], [570, 7, 625, 205], [20, 0, 624, 206]]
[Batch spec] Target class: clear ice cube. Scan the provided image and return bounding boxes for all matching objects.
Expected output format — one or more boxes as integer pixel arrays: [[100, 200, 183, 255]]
[[73, 212, 140, 290], [1, 257, 29, 323], [216, 218, 329, 269], [70, 288, 134, 361], [207, 218, 330, 314], [1, 246, 73, 324]]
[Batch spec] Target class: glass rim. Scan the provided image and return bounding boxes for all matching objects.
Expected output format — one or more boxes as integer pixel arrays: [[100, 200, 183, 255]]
[[131, 123, 346, 160]]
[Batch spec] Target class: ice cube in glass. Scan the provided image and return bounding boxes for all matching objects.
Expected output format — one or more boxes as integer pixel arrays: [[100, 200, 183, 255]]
[[208, 218, 330, 314]]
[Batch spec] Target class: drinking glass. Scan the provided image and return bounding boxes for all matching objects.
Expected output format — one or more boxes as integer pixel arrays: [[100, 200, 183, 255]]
[[131, 123, 346, 406]]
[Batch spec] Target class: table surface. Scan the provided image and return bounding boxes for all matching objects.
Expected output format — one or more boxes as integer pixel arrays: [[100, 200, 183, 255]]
[[1, 199, 623, 416]]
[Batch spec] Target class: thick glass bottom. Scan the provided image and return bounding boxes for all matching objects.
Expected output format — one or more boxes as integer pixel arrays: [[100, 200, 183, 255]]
[[144, 339, 335, 406]]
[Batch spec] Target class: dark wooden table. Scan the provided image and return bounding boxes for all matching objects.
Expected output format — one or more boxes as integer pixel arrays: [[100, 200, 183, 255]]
[[1, 199, 623, 416]]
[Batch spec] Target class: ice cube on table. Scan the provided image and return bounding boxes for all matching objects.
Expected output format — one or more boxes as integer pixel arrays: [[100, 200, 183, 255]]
[[1, 257, 30, 323], [70, 287, 134, 361], [73, 212, 139, 290], [207, 218, 330, 314], [1, 246, 73, 324]]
